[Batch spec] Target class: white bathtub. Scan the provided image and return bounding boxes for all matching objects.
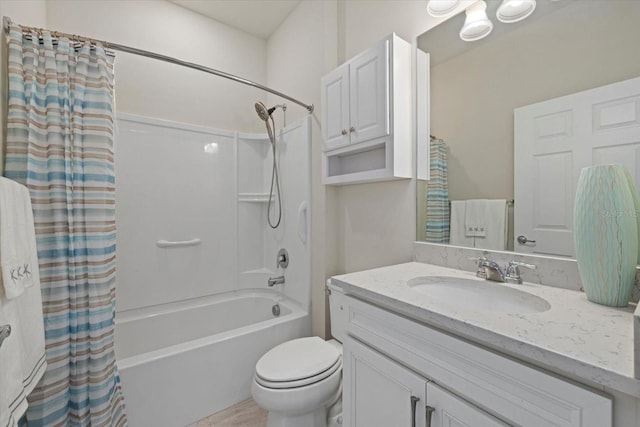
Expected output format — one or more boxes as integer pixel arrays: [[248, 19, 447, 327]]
[[115, 290, 310, 427]]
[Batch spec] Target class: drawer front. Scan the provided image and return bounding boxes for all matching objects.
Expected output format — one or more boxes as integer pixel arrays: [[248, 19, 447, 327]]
[[344, 295, 612, 427]]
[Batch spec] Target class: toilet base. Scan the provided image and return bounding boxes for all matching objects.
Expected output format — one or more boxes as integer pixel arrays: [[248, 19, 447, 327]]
[[327, 413, 343, 427], [266, 407, 327, 427]]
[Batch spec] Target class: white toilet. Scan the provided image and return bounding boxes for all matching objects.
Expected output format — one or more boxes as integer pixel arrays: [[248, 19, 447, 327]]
[[251, 283, 347, 427]]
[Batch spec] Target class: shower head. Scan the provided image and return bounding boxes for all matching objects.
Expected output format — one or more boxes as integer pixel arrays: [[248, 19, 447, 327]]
[[255, 102, 276, 122]]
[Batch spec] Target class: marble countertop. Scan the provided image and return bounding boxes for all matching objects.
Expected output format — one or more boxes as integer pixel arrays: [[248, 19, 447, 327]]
[[331, 262, 640, 398]]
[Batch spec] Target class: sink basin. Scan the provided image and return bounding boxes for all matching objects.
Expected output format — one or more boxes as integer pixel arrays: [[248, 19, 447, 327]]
[[407, 276, 551, 314]]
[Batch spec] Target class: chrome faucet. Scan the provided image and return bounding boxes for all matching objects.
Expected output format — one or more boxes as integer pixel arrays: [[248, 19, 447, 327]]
[[268, 276, 285, 287], [469, 257, 536, 284], [480, 258, 506, 282]]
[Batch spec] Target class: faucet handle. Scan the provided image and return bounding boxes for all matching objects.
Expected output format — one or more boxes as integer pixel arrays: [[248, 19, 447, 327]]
[[509, 261, 536, 270], [467, 256, 488, 279], [277, 248, 289, 269], [505, 261, 536, 284]]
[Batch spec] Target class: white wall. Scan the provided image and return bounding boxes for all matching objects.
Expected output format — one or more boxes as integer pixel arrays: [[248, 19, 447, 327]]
[[44, 0, 267, 133], [266, 0, 338, 337], [334, 1, 441, 273]]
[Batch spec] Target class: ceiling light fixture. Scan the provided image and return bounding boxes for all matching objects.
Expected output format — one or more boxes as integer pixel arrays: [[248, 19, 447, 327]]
[[459, 1, 493, 42], [427, 0, 462, 18], [496, 0, 537, 23]]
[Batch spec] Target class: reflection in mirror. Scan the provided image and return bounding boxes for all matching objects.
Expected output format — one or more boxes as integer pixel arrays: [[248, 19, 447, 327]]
[[416, 0, 640, 257]]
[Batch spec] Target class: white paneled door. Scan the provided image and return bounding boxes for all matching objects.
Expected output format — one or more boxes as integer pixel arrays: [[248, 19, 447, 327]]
[[514, 77, 640, 257]]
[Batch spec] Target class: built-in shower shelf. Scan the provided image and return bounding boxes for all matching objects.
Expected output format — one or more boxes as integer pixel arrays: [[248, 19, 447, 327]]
[[238, 193, 274, 203]]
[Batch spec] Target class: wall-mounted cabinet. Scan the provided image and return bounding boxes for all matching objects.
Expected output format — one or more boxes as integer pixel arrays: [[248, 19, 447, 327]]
[[321, 33, 412, 185]]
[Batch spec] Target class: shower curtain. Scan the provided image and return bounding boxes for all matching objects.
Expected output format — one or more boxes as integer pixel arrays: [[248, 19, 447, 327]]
[[4, 25, 127, 426], [425, 138, 450, 243]]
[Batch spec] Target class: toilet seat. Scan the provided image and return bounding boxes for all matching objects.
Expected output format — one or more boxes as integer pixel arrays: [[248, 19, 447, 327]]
[[256, 358, 342, 389], [255, 337, 342, 389]]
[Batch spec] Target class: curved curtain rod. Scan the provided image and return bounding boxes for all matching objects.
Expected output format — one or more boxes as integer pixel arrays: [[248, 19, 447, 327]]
[[2, 16, 314, 114]]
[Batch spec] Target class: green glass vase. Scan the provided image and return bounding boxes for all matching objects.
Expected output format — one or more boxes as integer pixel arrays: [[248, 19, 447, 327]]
[[574, 165, 638, 307]]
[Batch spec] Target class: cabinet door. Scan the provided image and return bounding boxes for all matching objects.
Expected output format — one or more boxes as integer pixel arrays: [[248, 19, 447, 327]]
[[343, 337, 427, 427], [349, 39, 390, 145], [427, 383, 509, 427], [321, 64, 350, 151]]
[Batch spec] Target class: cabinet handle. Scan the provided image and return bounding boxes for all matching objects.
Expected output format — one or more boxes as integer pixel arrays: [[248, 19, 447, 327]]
[[349, 126, 355, 133], [341, 129, 348, 135], [0, 324, 11, 348], [426, 405, 435, 427], [410, 396, 420, 427]]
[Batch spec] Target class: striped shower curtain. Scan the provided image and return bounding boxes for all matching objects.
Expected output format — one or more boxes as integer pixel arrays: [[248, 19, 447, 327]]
[[425, 139, 450, 243], [4, 25, 127, 426]]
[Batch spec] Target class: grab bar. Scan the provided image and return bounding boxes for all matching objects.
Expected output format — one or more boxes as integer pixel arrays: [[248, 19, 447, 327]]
[[156, 238, 201, 248], [0, 324, 11, 348]]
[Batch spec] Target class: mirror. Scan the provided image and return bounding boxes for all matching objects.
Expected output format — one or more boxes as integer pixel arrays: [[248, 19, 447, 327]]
[[416, 0, 640, 257]]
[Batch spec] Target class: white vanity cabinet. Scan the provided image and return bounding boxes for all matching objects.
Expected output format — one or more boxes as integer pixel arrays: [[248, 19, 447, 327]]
[[321, 33, 411, 185], [344, 337, 507, 427], [341, 294, 613, 427]]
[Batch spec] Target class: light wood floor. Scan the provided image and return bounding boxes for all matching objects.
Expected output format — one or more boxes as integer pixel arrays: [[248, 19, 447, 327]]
[[192, 399, 268, 427]]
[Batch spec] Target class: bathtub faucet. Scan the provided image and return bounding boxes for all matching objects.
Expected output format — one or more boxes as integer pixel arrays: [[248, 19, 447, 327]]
[[268, 276, 285, 287]]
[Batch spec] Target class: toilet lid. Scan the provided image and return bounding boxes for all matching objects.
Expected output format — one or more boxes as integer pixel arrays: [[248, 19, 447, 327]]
[[256, 337, 341, 382], [255, 358, 342, 389]]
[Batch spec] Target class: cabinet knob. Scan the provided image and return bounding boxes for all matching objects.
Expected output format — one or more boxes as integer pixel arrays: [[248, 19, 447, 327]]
[[349, 126, 355, 133], [341, 129, 348, 136]]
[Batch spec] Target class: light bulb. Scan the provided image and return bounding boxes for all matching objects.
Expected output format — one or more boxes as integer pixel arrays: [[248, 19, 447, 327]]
[[459, 1, 493, 42], [427, 0, 462, 17], [496, 0, 536, 23]]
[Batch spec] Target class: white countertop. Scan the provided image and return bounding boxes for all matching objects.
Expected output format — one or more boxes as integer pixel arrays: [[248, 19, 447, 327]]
[[331, 262, 640, 398]]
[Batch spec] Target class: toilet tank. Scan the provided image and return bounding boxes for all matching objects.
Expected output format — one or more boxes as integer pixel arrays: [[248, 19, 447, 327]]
[[327, 281, 347, 343]]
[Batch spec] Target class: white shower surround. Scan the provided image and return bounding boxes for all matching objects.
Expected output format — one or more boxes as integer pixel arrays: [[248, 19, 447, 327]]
[[114, 114, 312, 424], [115, 114, 312, 310]]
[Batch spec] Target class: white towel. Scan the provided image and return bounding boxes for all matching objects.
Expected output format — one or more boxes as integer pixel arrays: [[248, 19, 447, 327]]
[[473, 199, 508, 251], [464, 199, 488, 237], [0, 178, 47, 427], [449, 201, 475, 247], [0, 179, 37, 299]]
